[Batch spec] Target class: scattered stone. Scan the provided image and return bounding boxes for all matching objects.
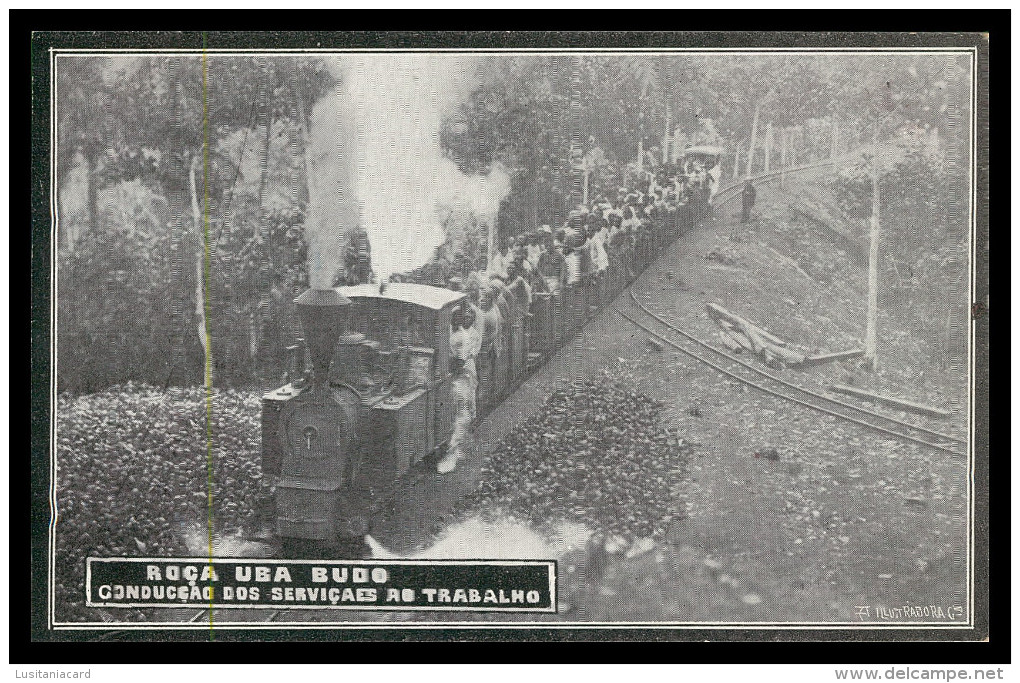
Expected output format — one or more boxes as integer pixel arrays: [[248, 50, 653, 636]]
[[741, 593, 762, 605], [460, 375, 691, 540]]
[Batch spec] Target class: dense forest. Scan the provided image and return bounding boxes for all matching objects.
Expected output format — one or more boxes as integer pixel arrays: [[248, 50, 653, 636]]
[[55, 53, 972, 393]]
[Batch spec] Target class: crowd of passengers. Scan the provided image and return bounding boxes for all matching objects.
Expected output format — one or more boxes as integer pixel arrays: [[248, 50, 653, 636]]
[[436, 168, 710, 474], [472, 169, 706, 301]]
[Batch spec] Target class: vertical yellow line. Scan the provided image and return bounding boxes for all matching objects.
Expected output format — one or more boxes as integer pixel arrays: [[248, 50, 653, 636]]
[[202, 33, 215, 638]]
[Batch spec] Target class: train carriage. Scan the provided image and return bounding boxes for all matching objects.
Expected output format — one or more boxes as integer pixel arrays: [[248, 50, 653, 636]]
[[260, 174, 712, 556]]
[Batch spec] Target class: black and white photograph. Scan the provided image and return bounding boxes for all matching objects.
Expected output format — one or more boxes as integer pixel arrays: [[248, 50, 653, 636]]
[[33, 31, 988, 642]]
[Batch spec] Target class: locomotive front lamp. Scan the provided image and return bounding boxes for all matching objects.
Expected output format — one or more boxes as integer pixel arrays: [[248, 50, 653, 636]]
[[295, 288, 351, 391]]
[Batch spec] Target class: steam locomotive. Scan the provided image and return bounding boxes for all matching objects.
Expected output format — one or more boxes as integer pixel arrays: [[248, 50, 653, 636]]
[[260, 154, 715, 556]]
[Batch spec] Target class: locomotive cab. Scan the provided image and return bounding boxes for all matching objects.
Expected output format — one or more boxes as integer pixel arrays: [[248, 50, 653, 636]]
[[261, 283, 465, 553]]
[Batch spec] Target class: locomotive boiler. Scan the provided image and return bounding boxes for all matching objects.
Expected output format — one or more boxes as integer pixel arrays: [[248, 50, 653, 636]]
[[261, 283, 465, 555]]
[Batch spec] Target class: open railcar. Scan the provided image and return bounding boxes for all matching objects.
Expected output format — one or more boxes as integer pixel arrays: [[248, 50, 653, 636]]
[[260, 158, 713, 555]]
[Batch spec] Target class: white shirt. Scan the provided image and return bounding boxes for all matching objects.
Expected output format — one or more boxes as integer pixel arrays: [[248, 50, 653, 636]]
[[450, 321, 481, 381], [527, 244, 542, 270], [589, 234, 609, 271], [565, 252, 582, 284]]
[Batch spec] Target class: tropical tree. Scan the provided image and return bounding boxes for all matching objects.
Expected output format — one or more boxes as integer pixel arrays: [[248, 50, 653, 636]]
[[56, 55, 332, 391], [823, 53, 971, 370]]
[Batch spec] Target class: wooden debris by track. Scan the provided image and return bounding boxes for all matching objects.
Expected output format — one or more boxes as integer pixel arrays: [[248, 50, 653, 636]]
[[708, 303, 866, 371], [828, 384, 952, 418], [800, 349, 865, 367], [706, 303, 805, 369]]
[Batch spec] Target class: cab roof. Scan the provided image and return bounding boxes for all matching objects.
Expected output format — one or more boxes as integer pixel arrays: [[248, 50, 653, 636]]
[[336, 282, 465, 311]]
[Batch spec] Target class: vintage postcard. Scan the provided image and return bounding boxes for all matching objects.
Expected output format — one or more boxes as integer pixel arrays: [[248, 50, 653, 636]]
[[32, 31, 988, 641]]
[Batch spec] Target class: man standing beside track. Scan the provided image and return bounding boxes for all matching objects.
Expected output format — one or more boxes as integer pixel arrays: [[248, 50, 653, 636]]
[[740, 179, 756, 223]]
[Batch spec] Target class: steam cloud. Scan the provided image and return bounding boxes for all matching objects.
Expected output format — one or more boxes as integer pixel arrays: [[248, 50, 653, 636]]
[[304, 83, 361, 289], [304, 55, 511, 287]]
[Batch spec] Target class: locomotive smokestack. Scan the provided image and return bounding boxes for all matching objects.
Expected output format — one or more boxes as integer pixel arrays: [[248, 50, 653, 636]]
[[295, 288, 350, 389]]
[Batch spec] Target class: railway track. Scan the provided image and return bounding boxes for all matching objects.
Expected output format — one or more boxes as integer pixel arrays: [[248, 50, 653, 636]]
[[712, 159, 835, 208], [615, 158, 967, 455], [180, 159, 947, 628], [617, 283, 966, 457]]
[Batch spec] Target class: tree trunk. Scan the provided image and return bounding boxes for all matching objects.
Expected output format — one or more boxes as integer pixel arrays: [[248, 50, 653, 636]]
[[582, 166, 590, 206], [764, 121, 773, 173], [488, 217, 497, 270], [84, 145, 99, 242], [637, 137, 644, 173], [529, 154, 539, 231], [662, 97, 672, 165], [830, 116, 840, 159], [292, 72, 314, 206], [780, 128, 788, 188], [256, 66, 273, 383], [733, 150, 741, 179], [746, 102, 762, 180], [188, 156, 211, 385], [864, 133, 881, 370]]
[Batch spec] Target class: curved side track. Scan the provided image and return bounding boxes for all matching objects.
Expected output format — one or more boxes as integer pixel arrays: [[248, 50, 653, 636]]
[[618, 284, 965, 457], [182, 158, 948, 627], [712, 159, 835, 208]]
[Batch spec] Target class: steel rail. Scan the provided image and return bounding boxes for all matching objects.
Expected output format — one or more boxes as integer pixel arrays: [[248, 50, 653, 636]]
[[612, 303, 962, 454], [679, 159, 965, 449], [622, 155, 964, 453], [712, 159, 836, 207], [617, 293, 964, 456]]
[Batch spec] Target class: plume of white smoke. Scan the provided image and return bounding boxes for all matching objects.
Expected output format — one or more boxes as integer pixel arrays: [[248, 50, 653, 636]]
[[365, 516, 592, 560], [180, 525, 274, 558], [304, 55, 510, 285], [304, 82, 362, 289]]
